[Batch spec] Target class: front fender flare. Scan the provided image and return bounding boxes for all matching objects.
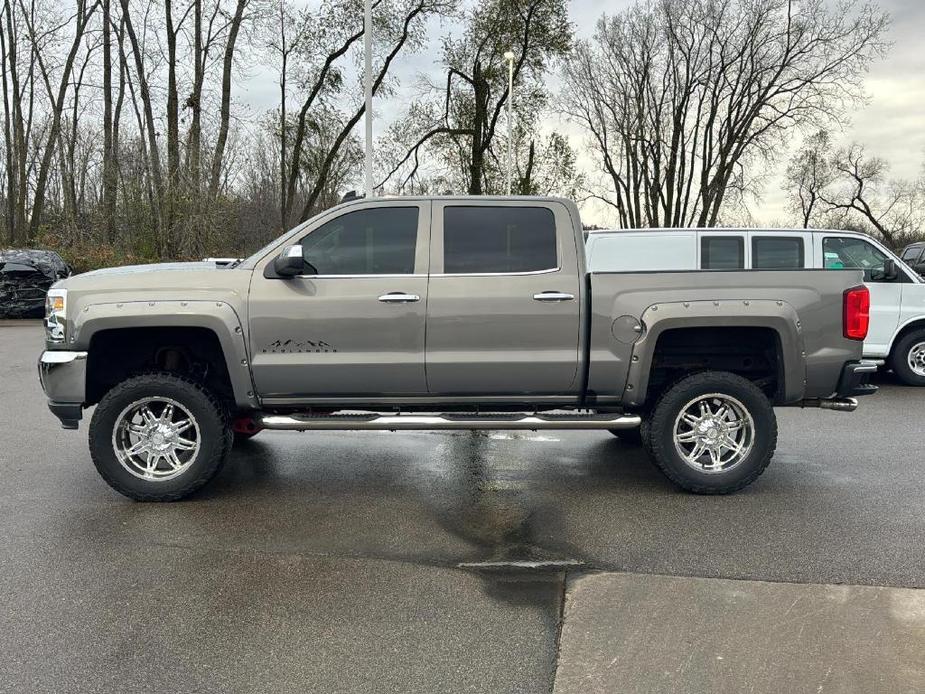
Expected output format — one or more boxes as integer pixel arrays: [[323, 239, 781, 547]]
[[72, 300, 258, 409]]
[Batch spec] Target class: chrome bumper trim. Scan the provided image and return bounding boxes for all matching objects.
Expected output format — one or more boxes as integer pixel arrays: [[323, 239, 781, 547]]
[[38, 350, 88, 415]]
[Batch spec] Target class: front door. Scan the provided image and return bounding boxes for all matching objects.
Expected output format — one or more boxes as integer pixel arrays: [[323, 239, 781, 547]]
[[424, 201, 583, 396], [248, 201, 430, 402], [818, 234, 903, 355]]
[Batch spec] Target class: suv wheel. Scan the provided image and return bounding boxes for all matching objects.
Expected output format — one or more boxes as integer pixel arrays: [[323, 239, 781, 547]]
[[89, 373, 231, 501], [890, 328, 925, 386], [646, 371, 777, 494]]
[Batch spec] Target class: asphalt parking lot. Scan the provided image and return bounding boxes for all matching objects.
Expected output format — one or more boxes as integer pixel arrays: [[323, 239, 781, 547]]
[[2, 321, 924, 693]]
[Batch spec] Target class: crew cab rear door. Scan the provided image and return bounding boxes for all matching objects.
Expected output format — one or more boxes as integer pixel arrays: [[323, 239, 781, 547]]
[[424, 201, 583, 396], [247, 200, 431, 401]]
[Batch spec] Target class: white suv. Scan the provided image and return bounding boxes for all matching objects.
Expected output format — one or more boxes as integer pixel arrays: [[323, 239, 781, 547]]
[[586, 228, 925, 385]]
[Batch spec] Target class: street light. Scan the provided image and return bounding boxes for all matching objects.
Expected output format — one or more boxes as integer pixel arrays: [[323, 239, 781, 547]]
[[364, 0, 373, 198], [504, 50, 515, 196]]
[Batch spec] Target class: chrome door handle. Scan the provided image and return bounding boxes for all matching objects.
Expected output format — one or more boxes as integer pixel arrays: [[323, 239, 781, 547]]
[[378, 292, 421, 303], [533, 291, 575, 302]]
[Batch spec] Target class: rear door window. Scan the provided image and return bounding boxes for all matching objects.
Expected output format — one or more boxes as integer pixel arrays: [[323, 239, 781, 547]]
[[701, 236, 744, 269], [751, 236, 805, 269], [443, 206, 557, 274]]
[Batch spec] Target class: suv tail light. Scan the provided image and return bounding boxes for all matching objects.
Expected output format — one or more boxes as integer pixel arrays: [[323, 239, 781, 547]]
[[843, 286, 870, 341]]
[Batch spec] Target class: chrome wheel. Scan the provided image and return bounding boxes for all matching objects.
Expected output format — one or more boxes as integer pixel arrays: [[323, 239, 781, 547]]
[[112, 397, 200, 482], [907, 341, 925, 377], [673, 393, 754, 473]]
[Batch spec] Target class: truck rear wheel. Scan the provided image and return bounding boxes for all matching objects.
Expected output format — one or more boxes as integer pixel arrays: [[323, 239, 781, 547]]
[[88, 373, 232, 501], [646, 371, 777, 494], [889, 328, 925, 386]]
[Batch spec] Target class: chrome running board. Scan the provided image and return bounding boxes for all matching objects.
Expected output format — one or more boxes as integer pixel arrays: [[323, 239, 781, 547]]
[[255, 412, 642, 432]]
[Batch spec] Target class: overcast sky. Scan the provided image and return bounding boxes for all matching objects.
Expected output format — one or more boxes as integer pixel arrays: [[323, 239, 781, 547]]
[[237, 0, 925, 227]]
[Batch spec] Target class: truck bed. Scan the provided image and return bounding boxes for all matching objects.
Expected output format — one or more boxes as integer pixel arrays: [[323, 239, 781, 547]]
[[585, 269, 866, 406]]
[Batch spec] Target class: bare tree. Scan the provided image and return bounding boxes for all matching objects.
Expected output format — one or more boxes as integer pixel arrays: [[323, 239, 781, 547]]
[[277, 0, 451, 226], [785, 130, 834, 229], [563, 0, 889, 229], [819, 145, 923, 248], [21, 0, 100, 241], [381, 0, 571, 195]]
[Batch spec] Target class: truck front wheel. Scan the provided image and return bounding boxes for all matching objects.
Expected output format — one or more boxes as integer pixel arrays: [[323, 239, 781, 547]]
[[88, 373, 232, 501], [645, 371, 777, 494]]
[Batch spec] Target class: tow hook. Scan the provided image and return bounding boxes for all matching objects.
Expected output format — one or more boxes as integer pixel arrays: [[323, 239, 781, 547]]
[[800, 397, 859, 412]]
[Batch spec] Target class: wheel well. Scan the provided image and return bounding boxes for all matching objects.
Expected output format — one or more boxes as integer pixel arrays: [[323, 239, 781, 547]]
[[86, 327, 234, 406], [890, 320, 925, 356], [646, 327, 783, 405]]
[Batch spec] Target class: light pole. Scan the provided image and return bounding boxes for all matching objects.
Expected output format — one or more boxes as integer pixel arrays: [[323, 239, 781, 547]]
[[364, 0, 373, 198], [504, 51, 515, 196]]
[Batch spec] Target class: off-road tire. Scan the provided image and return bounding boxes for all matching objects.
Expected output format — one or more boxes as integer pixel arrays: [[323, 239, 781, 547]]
[[89, 372, 231, 501], [646, 371, 777, 494], [889, 328, 925, 386]]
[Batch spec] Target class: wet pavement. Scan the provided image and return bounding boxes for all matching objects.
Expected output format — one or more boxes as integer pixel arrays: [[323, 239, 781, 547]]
[[2, 321, 924, 692]]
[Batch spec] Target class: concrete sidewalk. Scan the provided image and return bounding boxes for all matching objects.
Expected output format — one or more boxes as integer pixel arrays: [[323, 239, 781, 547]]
[[554, 572, 925, 694]]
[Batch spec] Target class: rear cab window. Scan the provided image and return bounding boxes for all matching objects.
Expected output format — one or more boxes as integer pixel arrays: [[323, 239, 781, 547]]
[[442, 206, 557, 274], [751, 236, 805, 269]]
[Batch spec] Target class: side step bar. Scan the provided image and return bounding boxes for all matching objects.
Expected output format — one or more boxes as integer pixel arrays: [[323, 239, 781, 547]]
[[255, 412, 642, 432]]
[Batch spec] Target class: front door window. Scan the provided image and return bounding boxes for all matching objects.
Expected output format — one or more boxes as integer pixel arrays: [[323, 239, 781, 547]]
[[822, 237, 896, 282]]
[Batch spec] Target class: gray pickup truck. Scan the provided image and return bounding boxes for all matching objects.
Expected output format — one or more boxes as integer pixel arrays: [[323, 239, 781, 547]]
[[38, 197, 876, 501]]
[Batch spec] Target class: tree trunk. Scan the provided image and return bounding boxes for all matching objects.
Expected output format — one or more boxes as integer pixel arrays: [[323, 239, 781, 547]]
[[120, 0, 165, 251], [468, 60, 485, 196], [164, 0, 179, 255], [208, 0, 248, 198], [102, 0, 116, 242], [28, 0, 99, 243]]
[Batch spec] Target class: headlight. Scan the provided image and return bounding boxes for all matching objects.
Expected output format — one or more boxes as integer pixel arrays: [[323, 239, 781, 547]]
[[45, 288, 67, 343]]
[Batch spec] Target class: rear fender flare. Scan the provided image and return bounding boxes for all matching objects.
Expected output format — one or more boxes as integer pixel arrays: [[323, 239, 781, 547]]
[[623, 299, 804, 407]]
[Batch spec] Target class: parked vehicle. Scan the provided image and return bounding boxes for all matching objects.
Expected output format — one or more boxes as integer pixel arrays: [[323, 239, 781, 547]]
[[0, 249, 70, 318], [899, 242, 925, 278], [587, 228, 925, 386], [38, 198, 874, 501]]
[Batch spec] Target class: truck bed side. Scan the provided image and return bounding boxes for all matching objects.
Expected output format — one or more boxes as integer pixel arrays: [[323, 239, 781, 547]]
[[585, 269, 866, 407]]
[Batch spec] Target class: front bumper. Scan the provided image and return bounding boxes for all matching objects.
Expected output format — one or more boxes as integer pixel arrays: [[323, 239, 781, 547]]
[[835, 359, 879, 398], [37, 350, 87, 429]]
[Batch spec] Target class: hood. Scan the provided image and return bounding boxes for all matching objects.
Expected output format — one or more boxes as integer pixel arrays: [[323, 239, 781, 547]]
[[76, 261, 219, 278], [56, 260, 252, 300]]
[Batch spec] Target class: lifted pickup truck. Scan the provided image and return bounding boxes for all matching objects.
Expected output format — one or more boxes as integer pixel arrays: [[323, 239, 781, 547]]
[[38, 197, 876, 501]]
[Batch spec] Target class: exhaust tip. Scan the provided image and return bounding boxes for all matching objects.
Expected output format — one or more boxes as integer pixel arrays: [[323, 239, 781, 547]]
[[808, 397, 859, 412]]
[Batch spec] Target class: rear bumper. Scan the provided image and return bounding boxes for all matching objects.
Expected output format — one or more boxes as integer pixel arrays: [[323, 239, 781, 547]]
[[37, 350, 87, 429], [835, 359, 879, 398]]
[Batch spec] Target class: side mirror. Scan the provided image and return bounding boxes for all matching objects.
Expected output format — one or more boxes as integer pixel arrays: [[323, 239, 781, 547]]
[[883, 258, 899, 281], [272, 245, 306, 278]]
